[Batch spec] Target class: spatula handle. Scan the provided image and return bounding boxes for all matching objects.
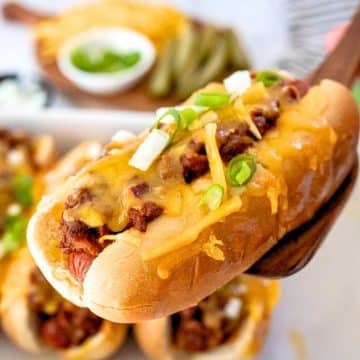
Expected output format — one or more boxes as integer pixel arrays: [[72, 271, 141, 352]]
[[307, 7, 360, 87], [2, 2, 49, 25]]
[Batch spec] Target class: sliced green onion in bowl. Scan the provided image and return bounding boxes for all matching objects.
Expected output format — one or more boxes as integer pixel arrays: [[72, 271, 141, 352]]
[[202, 184, 224, 210], [255, 71, 282, 87], [227, 154, 256, 186], [11, 174, 33, 208], [194, 92, 231, 109]]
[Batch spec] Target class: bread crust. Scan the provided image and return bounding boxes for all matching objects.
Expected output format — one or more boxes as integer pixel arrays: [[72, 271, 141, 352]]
[[28, 80, 359, 323], [134, 277, 279, 360], [0, 247, 127, 359]]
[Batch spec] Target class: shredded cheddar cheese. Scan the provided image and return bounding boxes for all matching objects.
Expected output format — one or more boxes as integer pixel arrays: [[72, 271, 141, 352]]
[[142, 196, 242, 261], [204, 123, 228, 198]]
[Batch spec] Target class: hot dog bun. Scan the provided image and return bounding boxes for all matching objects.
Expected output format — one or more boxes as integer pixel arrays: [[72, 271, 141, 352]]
[[28, 79, 359, 323], [135, 276, 280, 360], [45, 141, 102, 193], [0, 247, 127, 359]]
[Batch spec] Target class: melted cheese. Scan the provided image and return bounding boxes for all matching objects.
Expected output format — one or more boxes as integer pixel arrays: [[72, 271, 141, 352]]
[[100, 230, 141, 247], [202, 233, 225, 261], [141, 196, 242, 261]]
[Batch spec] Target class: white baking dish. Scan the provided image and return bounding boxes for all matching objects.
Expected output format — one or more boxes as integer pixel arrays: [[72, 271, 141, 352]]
[[0, 109, 359, 360]]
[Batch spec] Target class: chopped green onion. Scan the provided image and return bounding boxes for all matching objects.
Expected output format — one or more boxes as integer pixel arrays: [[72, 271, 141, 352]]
[[153, 108, 181, 139], [1, 215, 27, 254], [11, 174, 33, 208], [154, 108, 181, 128], [71, 47, 141, 73], [352, 81, 360, 107], [227, 155, 256, 186], [255, 71, 282, 87], [202, 184, 224, 210], [180, 107, 198, 128], [194, 92, 231, 109], [154, 107, 199, 140]]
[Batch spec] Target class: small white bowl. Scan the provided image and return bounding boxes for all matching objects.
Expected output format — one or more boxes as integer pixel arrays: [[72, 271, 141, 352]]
[[57, 27, 156, 95]]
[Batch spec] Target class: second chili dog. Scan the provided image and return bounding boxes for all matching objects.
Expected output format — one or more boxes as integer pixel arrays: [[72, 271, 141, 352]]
[[0, 247, 127, 359]]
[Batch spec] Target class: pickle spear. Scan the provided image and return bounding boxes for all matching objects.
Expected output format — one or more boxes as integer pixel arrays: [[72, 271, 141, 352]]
[[148, 39, 175, 97], [176, 34, 228, 99], [180, 24, 218, 80], [225, 28, 250, 69], [173, 25, 199, 76]]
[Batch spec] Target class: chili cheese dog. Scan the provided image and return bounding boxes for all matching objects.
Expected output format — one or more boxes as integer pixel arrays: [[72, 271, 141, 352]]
[[28, 71, 359, 323], [0, 129, 56, 301], [0, 247, 127, 359], [135, 275, 279, 360]]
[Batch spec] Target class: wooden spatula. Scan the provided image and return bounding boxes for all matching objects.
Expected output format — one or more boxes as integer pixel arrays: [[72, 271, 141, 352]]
[[246, 7, 360, 277]]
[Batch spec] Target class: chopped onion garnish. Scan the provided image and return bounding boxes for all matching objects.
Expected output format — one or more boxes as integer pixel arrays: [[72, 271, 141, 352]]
[[255, 71, 283, 87], [195, 92, 230, 109], [224, 298, 243, 319], [111, 130, 136, 143], [6, 203, 21, 216], [202, 184, 224, 210], [227, 154, 256, 186], [156, 105, 207, 119], [129, 129, 169, 171], [224, 71, 251, 95]]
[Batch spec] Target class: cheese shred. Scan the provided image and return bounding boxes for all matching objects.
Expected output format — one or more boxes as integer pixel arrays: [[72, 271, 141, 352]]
[[204, 123, 228, 198], [142, 196, 242, 261]]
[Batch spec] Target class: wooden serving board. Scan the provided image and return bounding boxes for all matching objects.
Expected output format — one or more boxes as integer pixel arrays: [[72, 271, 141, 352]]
[[2, 2, 188, 111]]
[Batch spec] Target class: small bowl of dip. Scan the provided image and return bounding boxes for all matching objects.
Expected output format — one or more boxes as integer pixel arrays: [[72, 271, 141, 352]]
[[0, 74, 53, 109], [57, 27, 156, 95]]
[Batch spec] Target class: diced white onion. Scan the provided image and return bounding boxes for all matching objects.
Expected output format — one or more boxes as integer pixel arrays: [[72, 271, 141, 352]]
[[7, 149, 25, 166], [86, 143, 102, 159], [224, 71, 251, 95], [7, 203, 21, 216], [129, 129, 169, 171], [160, 113, 176, 124], [111, 130, 136, 144], [224, 298, 243, 319]]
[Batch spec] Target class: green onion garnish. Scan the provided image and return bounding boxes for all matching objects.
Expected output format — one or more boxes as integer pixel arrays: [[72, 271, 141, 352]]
[[202, 184, 224, 210], [194, 93, 231, 109], [227, 155, 256, 186], [180, 107, 198, 128], [255, 71, 282, 87], [153, 108, 181, 139], [2, 215, 27, 254], [11, 174, 33, 208], [154, 107, 199, 141], [154, 108, 181, 128], [352, 81, 360, 107]]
